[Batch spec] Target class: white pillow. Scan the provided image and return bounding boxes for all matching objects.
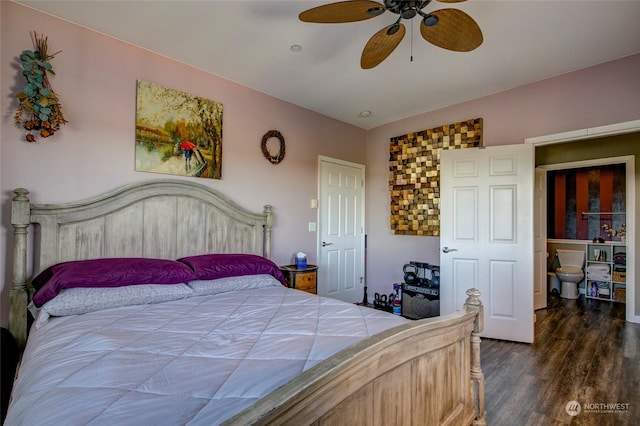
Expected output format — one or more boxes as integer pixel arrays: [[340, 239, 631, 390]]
[[187, 274, 281, 296], [29, 284, 193, 328]]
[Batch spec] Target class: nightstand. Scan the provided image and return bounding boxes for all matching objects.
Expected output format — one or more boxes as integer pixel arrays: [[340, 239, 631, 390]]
[[279, 265, 318, 294]]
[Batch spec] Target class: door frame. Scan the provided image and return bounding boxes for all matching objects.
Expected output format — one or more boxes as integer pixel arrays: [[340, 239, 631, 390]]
[[317, 156, 366, 300], [525, 119, 639, 323], [533, 168, 547, 311]]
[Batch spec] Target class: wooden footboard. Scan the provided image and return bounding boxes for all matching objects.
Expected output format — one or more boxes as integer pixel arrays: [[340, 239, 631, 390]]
[[226, 289, 486, 426]]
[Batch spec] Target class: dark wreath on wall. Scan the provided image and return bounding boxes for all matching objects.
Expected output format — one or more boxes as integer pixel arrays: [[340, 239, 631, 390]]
[[389, 118, 483, 236], [261, 130, 286, 164]]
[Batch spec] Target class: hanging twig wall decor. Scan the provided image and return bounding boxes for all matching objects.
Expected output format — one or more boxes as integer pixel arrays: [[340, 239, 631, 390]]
[[14, 32, 67, 142]]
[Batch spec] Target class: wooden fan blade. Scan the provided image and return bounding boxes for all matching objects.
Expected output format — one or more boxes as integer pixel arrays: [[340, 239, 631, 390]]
[[299, 0, 385, 23], [361, 23, 406, 69], [420, 8, 483, 52]]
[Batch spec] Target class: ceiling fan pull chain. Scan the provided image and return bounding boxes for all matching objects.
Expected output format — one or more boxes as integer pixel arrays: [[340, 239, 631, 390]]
[[410, 18, 414, 62]]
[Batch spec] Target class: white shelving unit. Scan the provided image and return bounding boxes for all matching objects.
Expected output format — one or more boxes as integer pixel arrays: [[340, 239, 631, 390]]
[[585, 243, 627, 302]]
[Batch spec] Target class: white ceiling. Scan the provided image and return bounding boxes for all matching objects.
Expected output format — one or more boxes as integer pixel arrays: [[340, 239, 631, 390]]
[[17, 0, 640, 130]]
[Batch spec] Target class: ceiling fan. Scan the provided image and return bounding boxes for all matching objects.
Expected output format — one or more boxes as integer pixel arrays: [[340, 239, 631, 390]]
[[299, 0, 483, 69]]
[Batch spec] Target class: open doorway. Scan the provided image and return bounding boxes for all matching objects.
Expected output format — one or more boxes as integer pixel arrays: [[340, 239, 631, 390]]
[[541, 159, 629, 310], [528, 126, 639, 324]]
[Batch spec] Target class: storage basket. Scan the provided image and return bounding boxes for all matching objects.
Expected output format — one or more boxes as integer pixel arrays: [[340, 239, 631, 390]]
[[613, 287, 626, 303], [613, 270, 626, 283]]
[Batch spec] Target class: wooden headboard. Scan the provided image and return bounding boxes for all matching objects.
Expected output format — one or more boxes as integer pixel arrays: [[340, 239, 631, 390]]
[[9, 179, 273, 349]]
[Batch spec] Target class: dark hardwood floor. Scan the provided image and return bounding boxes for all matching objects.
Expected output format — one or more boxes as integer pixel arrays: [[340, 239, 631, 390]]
[[481, 294, 640, 425]]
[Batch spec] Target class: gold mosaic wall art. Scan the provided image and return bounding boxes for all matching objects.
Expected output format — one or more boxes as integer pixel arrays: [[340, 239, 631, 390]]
[[389, 118, 483, 236]]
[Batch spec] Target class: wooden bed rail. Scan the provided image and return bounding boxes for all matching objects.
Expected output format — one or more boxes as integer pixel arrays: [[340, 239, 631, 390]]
[[226, 288, 486, 426], [10, 188, 31, 351], [467, 288, 486, 426]]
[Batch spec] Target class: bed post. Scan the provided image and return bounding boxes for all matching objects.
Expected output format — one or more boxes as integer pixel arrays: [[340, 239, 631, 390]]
[[10, 188, 31, 351], [263, 205, 273, 259], [464, 288, 486, 426]]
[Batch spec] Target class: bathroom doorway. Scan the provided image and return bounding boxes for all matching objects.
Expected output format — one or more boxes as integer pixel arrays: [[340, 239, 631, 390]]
[[528, 126, 638, 324], [541, 159, 629, 310]]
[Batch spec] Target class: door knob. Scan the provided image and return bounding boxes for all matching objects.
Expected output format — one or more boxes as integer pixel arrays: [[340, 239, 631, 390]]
[[322, 242, 333, 247], [442, 246, 458, 253]]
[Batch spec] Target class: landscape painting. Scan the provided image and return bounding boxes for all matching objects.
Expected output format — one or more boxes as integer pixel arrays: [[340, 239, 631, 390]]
[[135, 80, 222, 179]]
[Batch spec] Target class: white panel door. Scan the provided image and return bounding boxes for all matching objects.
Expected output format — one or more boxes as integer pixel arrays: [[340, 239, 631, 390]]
[[440, 145, 534, 343], [318, 158, 365, 303]]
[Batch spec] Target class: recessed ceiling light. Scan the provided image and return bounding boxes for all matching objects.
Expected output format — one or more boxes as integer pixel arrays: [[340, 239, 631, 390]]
[[290, 44, 302, 53], [358, 110, 372, 118]]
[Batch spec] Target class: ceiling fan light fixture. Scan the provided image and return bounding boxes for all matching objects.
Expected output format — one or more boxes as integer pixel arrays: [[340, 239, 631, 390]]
[[367, 7, 385, 17], [401, 9, 417, 19], [423, 14, 438, 27], [387, 23, 401, 36]]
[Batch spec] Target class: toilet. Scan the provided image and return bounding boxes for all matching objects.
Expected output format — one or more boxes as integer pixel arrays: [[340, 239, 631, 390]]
[[555, 249, 585, 299]]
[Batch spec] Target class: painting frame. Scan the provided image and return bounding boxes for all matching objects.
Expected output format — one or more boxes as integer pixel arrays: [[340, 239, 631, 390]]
[[135, 80, 223, 179]]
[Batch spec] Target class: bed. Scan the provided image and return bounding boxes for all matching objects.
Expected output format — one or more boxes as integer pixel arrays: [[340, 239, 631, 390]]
[[7, 179, 486, 425]]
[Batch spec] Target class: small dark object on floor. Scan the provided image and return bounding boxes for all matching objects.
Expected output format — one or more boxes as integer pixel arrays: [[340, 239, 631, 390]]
[[373, 292, 394, 312], [360, 285, 368, 306]]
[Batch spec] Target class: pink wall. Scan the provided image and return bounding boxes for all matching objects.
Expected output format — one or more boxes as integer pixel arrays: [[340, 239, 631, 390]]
[[365, 54, 640, 299], [0, 2, 366, 325], [2, 2, 639, 326]]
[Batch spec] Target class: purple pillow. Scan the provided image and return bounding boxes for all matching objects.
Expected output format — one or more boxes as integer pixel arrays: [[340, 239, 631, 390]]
[[32, 258, 196, 307], [177, 254, 287, 285]]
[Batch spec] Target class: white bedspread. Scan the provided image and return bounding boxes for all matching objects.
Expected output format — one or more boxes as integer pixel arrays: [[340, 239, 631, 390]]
[[7, 285, 408, 425]]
